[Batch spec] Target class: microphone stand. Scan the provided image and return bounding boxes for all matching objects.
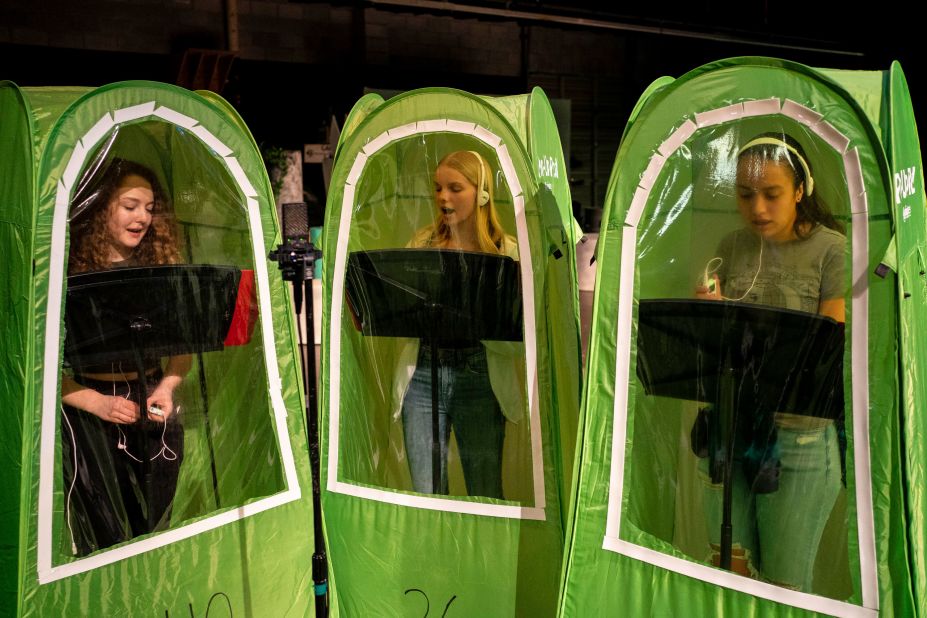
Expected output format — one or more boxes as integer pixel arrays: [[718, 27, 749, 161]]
[[269, 235, 327, 617]]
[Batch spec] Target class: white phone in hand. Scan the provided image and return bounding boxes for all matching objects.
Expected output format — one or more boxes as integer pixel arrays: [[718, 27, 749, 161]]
[[702, 257, 722, 294]]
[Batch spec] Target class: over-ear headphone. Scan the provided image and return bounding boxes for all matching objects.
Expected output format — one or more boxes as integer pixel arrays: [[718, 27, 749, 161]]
[[738, 137, 815, 196], [468, 150, 491, 206]]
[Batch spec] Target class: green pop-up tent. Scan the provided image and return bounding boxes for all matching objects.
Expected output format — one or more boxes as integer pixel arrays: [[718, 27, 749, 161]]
[[319, 87, 582, 616], [0, 81, 315, 616], [559, 58, 925, 617]]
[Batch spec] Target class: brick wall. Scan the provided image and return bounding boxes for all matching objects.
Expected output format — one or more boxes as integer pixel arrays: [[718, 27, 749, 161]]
[[1, 0, 659, 227], [364, 8, 521, 77], [0, 0, 356, 61]]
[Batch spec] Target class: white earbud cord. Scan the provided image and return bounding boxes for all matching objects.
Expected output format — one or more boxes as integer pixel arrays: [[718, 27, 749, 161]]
[[61, 405, 80, 555], [115, 364, 143, 462], [152, 410, 179, 462], [63, 363, 180, 554], [114, 362, 177, 462], [703, 235, 764, 302]]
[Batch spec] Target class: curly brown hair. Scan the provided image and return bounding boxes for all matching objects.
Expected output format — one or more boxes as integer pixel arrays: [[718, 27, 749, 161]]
[[68, 158, 182, 274]]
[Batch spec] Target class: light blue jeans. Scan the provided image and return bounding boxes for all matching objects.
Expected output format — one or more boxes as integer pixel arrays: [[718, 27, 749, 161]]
[[401, 345, 506, 498], [700, 421, 842, 591]]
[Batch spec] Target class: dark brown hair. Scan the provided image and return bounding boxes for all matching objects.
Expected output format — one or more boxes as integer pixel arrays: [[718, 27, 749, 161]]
[[738, 132, 844, 237]]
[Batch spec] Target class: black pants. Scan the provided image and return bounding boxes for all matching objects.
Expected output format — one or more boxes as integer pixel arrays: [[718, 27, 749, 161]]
[[62, 373, 184, 556]]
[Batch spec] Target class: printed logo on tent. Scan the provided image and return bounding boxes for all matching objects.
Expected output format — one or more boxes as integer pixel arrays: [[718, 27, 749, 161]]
[[894, 166, 916, 204]]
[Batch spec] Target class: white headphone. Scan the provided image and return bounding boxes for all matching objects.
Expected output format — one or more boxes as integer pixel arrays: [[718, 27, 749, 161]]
[[738, 137, 815, 196], [468, 150, 491, 206]]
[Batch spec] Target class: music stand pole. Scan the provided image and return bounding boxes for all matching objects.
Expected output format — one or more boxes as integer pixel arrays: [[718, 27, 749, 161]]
[[427, 306, 441, 493], [65, 264, 242, 541], [183, 231, 221, 509], [635, 299, 845, 575], [719, 347, 736, 571], [344, 249, 524, 499], [128, 317, 156, 528]]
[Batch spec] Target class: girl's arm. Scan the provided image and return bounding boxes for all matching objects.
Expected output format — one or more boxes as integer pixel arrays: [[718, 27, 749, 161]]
[[61, 375, 140, 424], [147, 354, 192, 422]]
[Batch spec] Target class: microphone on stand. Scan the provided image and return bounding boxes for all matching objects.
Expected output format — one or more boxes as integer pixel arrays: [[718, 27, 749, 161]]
[[271, 202, 317, 311], [268, 201, 328, 616]]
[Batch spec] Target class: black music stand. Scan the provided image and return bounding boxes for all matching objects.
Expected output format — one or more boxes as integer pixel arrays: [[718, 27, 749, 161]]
[[345, 249, 523, 495], [64, 264, 240, 528], [635, 299, 844, 572]]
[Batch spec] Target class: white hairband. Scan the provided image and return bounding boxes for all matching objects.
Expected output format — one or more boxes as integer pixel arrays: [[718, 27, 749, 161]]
[[738, 137, 814, 196]]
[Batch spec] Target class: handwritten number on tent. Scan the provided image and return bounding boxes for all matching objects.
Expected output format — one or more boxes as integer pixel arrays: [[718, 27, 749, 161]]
[[404, 589, 429, 617], [404, 588, 458, 617], [204, 592, 233, 617]]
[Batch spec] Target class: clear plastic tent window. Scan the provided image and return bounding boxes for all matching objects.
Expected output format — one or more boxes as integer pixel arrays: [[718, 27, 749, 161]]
[[40, 112, 299, 581], [327, 126, 546, 520], [603, 103, 876, 616]]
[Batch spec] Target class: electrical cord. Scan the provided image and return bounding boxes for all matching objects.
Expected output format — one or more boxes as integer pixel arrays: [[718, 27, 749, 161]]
[[61, 406, 80, 556], [63, 365, 179, 554], [114, 362, 177, 462], [703, 235, 764, 302]]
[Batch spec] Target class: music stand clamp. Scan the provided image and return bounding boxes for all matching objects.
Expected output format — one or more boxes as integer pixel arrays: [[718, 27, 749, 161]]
[[345, 249, 523, 496], [635, 299, 844, 573], [269, 238, 321, 306]]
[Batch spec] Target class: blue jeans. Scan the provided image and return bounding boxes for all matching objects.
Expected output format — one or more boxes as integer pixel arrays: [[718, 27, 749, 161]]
[[402, 345, 505, 498], [700, 421, 842, 591]]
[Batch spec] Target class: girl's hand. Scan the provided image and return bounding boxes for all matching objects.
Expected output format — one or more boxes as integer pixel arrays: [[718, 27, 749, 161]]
[[146, 388, 175, 423], [92, 394, 141, 424], [145, 356, 189, 422], [695, 274, 722, 301]]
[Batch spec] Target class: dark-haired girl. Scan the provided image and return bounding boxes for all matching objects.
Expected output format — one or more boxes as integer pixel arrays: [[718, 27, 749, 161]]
[[694, 134, 846, 592]]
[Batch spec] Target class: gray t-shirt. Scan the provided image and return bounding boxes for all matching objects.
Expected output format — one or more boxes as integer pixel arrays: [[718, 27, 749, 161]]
[[716, 224, 846, 314]]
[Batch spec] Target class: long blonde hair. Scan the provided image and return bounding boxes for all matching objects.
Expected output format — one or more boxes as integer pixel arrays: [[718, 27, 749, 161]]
[[424, 150, 506, 254]]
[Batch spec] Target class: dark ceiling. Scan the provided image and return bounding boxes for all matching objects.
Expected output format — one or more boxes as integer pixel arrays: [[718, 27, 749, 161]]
[[362, 0, 907, 63]]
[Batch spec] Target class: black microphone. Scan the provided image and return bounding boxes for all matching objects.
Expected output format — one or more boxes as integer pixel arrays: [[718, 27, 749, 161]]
[[269, 202, 318, 305], [282, 202, 311, 244]]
